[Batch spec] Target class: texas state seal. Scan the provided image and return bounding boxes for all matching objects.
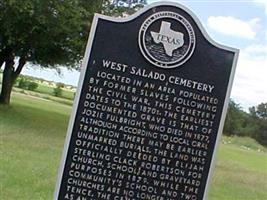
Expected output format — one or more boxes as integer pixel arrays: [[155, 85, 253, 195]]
[[139, 11, 196, 68]]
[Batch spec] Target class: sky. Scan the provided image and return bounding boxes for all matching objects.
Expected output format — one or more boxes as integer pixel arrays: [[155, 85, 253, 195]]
[[21, 0, 267, 111]]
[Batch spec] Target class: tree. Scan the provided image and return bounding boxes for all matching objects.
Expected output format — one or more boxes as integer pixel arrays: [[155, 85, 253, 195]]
[[249, 103, 267, 146], [0, 0, 104, 104], [104, 0, 147, 16], [222, 100, 267, 146], [223, 99, 245, 136], [250, 103, 267, 120], [27, 81, 38, 91], [0, 0, 146, 105], [53, 82, 64, 97]]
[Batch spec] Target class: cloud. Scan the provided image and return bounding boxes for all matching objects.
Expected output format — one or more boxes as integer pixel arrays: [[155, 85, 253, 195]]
[[207, 16, 260, 39], [242, 44, 267, 61], [231, 44, 267, 110]]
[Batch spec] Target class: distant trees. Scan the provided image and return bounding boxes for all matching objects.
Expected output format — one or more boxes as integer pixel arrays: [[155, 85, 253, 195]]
[[223, 100, 267, 146], [53, 83, 64, 97], [224, 100, 245, 136], [250, 103, 267, 120], [17, 77, 38, 91], [248, 103, 267, 146]]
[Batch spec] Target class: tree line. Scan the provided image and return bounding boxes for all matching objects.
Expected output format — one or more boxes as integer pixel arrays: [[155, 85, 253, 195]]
[[224, 100, 267, 147]]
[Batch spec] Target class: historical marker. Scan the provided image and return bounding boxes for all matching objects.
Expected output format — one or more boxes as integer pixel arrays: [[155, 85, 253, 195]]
[[54, 2, 238, 200]]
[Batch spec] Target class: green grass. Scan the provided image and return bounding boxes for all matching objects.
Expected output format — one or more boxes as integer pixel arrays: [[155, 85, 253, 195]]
[[0, 71, 75, 100], [0, 93, 71, 200], [13, 88, 74, 106], [35, 84, 75, 100], [0, 93, 267, 200], [209, 137, 267, 200]]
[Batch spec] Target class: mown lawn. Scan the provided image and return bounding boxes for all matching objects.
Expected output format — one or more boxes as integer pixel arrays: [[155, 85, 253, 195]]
[[209, 137, 267, 200], [1, 70, 75, 100], [0, 93, 71, 199], [35, 84, 75, 100], [0, 93, 266, 200]]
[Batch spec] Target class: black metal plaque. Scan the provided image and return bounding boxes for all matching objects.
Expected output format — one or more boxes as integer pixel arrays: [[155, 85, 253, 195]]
[[54, 2, 238, 200]]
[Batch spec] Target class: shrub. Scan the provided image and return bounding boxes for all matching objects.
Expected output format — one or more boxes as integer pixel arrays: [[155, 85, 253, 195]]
[[16, 78, 38, 91], [18, 78, 28, 89], [27, 82, 38, 91], [17, 78, 38, 91], [53, 83, 64, 97]]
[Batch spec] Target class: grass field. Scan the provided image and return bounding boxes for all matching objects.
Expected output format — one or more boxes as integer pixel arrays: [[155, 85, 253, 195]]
[[34, 84, 75, 100], [0, 93, 70, 199], [0, 71, 75, 100], [13, 87, 74, 106], [0, 93, 267, 200]]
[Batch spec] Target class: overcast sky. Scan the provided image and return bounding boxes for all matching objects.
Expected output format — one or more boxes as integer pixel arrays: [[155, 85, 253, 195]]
[[22, 0, 267, 110]]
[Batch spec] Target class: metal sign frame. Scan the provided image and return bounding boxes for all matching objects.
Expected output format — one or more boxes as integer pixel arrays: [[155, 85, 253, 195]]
[[54, 2, 239, 199]]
